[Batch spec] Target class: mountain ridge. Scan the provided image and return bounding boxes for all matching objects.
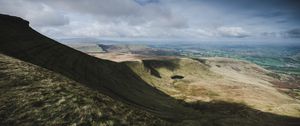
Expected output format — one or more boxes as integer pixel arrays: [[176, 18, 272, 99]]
[[0, 14, 196, 119]]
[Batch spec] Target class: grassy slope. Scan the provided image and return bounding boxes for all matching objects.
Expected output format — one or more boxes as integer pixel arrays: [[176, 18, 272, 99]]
[[68, 44, 104, 53], [1, 14, 300, 125], [0, 53, 169, 125], [126, 57, 300, 117]]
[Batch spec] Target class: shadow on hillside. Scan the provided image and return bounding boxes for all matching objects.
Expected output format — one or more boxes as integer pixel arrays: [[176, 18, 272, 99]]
[[142, 59, 180, 78], [143, 59, 180, 71], [175, 100, 300, 126]]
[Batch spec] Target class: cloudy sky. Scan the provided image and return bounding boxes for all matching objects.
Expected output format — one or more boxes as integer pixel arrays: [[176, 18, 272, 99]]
[[0, 0, 300, 42]]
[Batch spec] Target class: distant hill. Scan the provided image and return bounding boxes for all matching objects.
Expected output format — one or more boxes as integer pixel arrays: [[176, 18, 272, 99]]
[[1, 14, 300, 126], [67, 43, 105, 53], [98, 44, 179, 56]]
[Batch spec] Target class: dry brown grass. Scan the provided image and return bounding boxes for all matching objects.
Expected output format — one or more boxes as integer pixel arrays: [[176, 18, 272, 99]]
[[118, 55, 300, 117]]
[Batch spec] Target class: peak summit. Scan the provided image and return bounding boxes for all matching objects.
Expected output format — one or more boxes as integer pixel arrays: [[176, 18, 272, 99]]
[[0, 14, 29, 26]]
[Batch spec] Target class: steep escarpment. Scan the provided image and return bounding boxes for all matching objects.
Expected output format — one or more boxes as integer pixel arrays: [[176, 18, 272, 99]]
[[0, 53, 169, 125], [0, 14, 194, 120], [1, 14, 300, 126]]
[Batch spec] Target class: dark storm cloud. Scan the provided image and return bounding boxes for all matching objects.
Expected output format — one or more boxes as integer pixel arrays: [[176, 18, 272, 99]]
[[134, 0, 159, 5], [198, 0, 300, 24], [206, 0, 300, 13], [255, 11, 284, 18], [283, 28, 300, 38], [261, 28, 300, 38]]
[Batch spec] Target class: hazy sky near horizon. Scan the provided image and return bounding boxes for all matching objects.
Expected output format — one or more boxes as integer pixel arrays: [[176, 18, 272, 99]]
[[0, 0, 300, 42]]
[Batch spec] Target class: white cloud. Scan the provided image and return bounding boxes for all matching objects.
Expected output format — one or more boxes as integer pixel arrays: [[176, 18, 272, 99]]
[[27, 5, 69, 27], [0, 0, 69, 27], [217, 27, 250, 38], [1, 0, 297, 41]]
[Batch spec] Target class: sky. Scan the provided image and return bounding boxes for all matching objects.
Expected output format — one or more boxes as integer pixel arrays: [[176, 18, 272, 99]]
[[0, 0, 300, 43]]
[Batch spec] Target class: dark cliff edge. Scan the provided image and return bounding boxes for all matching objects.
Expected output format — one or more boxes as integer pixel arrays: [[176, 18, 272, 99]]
[[0, 14, 194, 119]]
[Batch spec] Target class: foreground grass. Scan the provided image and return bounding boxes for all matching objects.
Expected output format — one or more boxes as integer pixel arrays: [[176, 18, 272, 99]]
[[1, 52, 299, 126], [0, 54, 169, 125]]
